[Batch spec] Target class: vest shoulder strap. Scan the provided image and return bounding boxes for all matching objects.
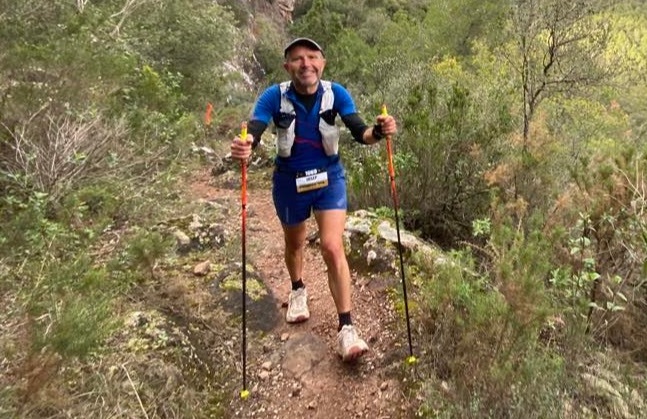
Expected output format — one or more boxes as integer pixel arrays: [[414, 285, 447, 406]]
[[278, 81, 335, 114]]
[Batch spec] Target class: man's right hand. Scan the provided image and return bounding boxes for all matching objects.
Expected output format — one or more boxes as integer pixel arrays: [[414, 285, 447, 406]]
[[230, 134, 253, 161]]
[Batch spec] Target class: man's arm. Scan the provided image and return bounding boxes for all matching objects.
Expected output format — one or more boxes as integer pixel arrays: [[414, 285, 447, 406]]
[[340, 113, 384, 145], [247, 120, 268, 149]]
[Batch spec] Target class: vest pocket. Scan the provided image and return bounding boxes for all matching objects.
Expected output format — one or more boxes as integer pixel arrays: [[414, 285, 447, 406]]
[[319, 118, 340, 156], [276, 113, 296, 157], [275, 112, 295, 129]]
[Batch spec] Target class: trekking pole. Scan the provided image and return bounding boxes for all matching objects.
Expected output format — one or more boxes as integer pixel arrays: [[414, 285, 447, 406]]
[[381, 104, 417, 366], [239, 122, 251, 400]]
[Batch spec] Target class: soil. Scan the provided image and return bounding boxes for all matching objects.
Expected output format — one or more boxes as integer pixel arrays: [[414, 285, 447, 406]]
[[187, 167, 419, 419]]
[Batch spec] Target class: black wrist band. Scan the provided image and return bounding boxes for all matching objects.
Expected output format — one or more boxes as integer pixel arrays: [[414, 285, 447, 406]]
[[372, 124, 384, 140]]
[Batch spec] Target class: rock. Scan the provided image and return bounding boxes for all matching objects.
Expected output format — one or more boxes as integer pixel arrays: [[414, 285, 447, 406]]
[[173, 230, 191, 247], [366, 250, 377, 266], [376, 221, 422, 250], [280, 333, 290, 342], [379, 381, 389, 391], [281, 333, 328, 378], [127, 311, 148, 328], [440, 381, 451, 394], [345, 215, 372, 235], [193, 260, 211, 276], [259, 370, 270, 380], [261, 361, 272, 371], [290, 383, 302, 397], [188, 214, 203, 231], [307, 401, 317, 410]]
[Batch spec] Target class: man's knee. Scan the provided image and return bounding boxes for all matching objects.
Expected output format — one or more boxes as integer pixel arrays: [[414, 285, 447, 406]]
[[319, 238, 345, 263], [285, 237, 305, 253], [283, 224, 307, 253]]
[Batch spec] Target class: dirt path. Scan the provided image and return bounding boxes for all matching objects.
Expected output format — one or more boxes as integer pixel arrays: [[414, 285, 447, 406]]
[[189, 168, 416, 418]]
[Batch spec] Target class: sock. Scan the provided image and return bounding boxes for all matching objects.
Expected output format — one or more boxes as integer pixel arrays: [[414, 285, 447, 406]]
[[338, 312, 352, 331], [291, 278, 304, 291]]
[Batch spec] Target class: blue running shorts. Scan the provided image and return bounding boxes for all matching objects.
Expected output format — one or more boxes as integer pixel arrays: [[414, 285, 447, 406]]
[[272, 164, 347, 226]]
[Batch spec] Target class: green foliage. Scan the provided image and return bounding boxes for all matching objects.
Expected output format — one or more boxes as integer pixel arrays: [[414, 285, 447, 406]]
[[120, 0, 238, 109], [415, 205, 569, 417], [289, 0, 361, 48], [126, 229, 173, 280], [0, 190, 82, 261], [1, 0, 646, 416], [548, 147, 647, 350], [32, 291, 115, 359], [348, 55, 515, 245], [252, 16, 286, 82]]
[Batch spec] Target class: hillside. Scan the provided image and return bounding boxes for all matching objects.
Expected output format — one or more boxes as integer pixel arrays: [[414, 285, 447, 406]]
[[2, 1, 647, 418]]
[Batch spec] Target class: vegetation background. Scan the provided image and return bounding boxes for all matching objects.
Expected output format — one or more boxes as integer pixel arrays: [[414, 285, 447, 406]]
[[1, 0, 646, 417]]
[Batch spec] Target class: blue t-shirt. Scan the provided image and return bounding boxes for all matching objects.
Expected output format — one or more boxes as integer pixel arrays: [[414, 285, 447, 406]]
[[251, 81, 357, 172]]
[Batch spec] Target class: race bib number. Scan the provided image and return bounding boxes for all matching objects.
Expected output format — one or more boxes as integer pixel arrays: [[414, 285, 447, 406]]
[[296, 168, 328, 193]]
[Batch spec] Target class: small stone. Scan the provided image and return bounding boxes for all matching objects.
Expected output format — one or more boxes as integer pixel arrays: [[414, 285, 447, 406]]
[[261, 361, 272, 371], [280, 333, 290, 342], [173, 230, 191, 246], [193, 260, 211, 276], [379, 381, 389, 391], [259, 371, 270, 380], [440, 381, 450, 393], [307, 401, 317, 410]]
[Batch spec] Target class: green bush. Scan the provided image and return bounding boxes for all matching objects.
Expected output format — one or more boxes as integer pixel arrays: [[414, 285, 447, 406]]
[[348, 56, 514, 246], [413, 206, 569, 417]]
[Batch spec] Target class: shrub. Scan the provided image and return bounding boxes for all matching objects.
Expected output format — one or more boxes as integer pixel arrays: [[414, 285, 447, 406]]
[[414, 201, 570, 417]]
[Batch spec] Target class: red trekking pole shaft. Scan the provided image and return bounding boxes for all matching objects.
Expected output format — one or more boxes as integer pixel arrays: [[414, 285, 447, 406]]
[[381, 105, 416, 364], [240, 122, 250, 399]]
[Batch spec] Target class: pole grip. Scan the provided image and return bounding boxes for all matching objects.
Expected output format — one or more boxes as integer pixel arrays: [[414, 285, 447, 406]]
[[241, 122, 247, 141], [381, 105, 396, 179], [241, 122, 248, 205]]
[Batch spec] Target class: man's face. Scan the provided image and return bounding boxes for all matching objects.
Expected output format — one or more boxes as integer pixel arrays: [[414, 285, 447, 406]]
[[283, 45, 326, 94]]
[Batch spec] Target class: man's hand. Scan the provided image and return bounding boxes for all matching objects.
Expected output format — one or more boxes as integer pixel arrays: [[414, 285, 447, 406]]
[[376, 114, 397, 137], [365, 114, 397, 143], [230, 134, 253, 161]]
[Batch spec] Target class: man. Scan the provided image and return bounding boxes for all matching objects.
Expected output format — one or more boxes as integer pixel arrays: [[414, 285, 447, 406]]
[[230, 38, 397, 362]]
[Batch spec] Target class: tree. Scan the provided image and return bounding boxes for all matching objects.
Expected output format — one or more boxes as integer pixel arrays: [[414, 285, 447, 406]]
[[500, 0, 617, 146]]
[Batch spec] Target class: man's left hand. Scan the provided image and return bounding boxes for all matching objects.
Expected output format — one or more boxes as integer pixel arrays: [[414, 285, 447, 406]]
[[376, 114, 397, 137]]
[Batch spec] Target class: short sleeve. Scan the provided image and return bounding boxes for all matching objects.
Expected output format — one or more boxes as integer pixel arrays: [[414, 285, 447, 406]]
[[250, 85, 281, 124], [331, 83, 357, 117]]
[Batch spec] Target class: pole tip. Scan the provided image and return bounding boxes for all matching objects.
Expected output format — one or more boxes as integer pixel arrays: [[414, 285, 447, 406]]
[[240, 389, 250, 400], [406, 355, 417, 365], [381, 104, 388, 117]]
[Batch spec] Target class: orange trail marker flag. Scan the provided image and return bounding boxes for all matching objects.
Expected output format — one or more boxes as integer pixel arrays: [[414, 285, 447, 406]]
[[204, 102, 214, 126]]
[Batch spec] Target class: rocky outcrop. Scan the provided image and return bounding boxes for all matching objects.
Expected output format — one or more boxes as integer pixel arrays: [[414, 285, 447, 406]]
[[343, 209, 444, 276]]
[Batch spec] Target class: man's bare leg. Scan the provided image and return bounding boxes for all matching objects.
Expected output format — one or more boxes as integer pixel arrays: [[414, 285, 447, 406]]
[[282, 221, 307, 282], [313, 209, 352, 314], [282, 221, 310, 323], [315, 209, 367, 361]]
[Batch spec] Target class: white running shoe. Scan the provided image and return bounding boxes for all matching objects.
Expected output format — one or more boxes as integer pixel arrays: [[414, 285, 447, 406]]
[[336, 325, 369, 362], [286, 287, 310, 323]]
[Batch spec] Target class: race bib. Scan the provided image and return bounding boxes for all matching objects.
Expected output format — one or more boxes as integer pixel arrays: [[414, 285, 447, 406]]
[[295, 168, 329, 193]]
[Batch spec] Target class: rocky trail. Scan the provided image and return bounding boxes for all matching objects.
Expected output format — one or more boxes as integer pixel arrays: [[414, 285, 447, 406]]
[[188, 167, 419, 419]]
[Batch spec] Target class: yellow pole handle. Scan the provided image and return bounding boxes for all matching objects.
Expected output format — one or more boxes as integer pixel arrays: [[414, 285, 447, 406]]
[[241, 122, 248, 141]]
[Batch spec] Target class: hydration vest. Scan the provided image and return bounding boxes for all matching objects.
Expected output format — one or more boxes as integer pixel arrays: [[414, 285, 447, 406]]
[[275, 80, 340, 158]]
